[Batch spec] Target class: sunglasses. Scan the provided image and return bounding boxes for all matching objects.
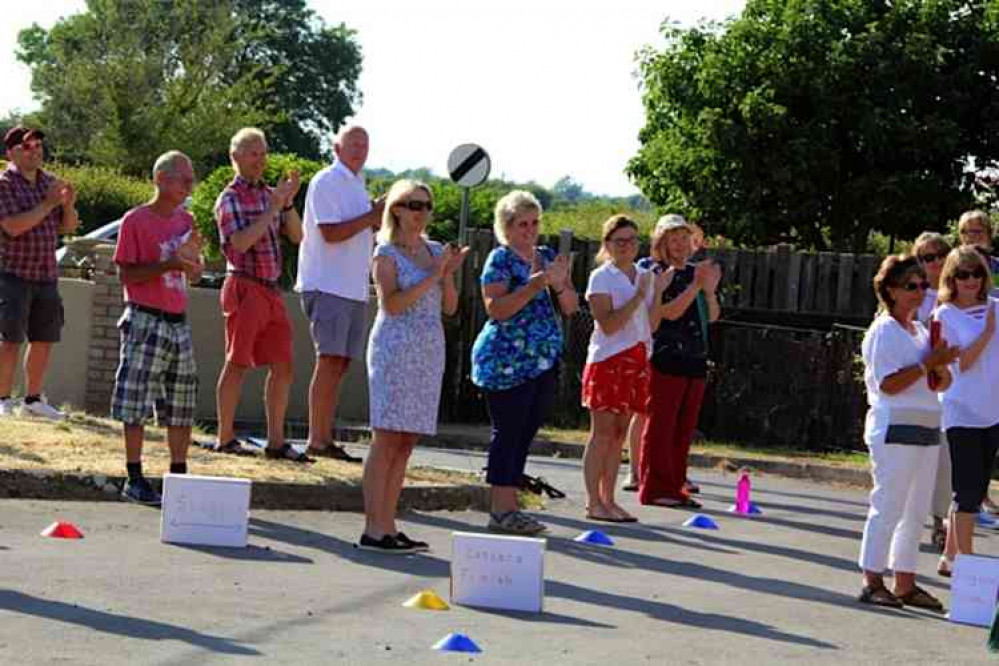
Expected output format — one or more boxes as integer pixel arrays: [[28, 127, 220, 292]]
[[955, 267, 987, 281], [901, 280, 930, 292], [609, 236, 638, 248], [397, 200, 433, 212], [19, 139, 43, 151], [918, 251, 947, 263]]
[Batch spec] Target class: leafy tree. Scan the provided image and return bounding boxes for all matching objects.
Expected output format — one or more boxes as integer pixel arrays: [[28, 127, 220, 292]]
[[228, 0, 362, 159], [628, 0, 999, 251], [552, 175, 590, 205]]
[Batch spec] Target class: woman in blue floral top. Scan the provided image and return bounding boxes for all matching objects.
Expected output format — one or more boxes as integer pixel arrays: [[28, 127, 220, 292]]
[[472, 190, 578, 535]]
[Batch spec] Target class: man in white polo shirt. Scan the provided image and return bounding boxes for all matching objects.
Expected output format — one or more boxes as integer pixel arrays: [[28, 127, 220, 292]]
[[296, 125, 383, 461]]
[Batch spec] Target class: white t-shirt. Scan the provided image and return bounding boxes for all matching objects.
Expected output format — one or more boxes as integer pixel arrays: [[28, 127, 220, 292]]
[[861, 314, 942, 445], [295, 161, 373, 302], [584, 262, 654, 365], [916, 288, 938, 325], [936, 298, 999, 429]]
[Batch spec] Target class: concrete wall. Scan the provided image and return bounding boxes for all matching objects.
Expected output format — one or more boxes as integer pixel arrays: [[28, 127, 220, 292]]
[[47, 247, 375, 424]]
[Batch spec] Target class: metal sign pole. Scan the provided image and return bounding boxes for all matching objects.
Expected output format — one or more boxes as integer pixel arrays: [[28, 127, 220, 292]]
[[459, 187, 471, 246]]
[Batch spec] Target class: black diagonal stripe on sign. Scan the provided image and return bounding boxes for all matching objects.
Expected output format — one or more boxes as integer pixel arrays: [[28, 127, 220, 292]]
[[450, 147, 487, 183]]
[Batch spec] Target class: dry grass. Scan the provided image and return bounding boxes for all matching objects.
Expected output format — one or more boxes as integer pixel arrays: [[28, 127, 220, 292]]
[[0, 411, 474, 486]]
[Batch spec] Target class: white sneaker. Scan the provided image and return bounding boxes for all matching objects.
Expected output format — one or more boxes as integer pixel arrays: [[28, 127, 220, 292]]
[[0, 397, 16, 417], [19, 397, 66, 421]]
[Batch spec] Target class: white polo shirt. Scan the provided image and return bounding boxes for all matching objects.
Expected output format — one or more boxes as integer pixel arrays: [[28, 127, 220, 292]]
[[584, 261, 654, 365], [296, 160, 373, 302], [936, 298, 999, 429]]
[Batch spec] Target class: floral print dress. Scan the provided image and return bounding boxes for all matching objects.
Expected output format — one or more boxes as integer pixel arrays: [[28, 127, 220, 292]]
[[471, 245, 563, 391]]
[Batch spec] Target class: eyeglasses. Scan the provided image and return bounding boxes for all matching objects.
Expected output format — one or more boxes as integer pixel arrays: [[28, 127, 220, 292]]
[[397, 200, 433, 212], [608, 236, 638, 248], [901, 280, 930, 292], [955, 267, 987, 281], [918, 251, 947, 263]]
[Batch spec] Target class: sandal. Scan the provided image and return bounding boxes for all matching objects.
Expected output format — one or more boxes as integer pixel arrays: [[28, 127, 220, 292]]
[[896, 585, 944, 612], [264, 444, 315, 464], [488, 510, 547, 535], [305, 442, 362, 463], [521, 474, 566, 499], [858, 584, 903, 608], [930, 526, 947, 553], [937, 558, 953, 578], [213, 439, 256, 456]]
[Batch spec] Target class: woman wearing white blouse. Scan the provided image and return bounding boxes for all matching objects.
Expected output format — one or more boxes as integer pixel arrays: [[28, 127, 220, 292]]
[[858, 255, 957, 610], [935, 246, 999, 576]]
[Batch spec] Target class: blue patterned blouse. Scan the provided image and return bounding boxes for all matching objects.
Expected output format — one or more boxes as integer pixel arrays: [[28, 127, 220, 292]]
[[471, 245, 563, 391]]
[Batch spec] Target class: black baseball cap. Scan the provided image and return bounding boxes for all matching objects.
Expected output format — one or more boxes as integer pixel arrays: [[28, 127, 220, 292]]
[[3, 126, 45, 150]]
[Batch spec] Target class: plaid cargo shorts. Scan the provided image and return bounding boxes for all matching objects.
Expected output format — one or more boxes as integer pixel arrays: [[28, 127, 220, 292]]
[[111, 308, 198, 427]]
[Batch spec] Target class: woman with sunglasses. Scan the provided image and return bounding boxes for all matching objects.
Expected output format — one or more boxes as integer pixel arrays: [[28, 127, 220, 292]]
[[636, 215, 720, 509], [935, 247, 999, 575], [360, 179, 468, 553], [471, 190, 578, 535], [580, 215, 669, 523], [912, 232, 954, 551], [857, 255, 957, 609]]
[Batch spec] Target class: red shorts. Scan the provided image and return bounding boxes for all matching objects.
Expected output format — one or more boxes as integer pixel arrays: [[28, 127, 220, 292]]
[[221, 276, 293, 367], [581, 343, 650, 415]]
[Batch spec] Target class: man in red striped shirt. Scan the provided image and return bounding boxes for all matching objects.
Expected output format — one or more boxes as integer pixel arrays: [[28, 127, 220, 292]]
[[0, 126, 79, 419], [213, 128, 305, 462]]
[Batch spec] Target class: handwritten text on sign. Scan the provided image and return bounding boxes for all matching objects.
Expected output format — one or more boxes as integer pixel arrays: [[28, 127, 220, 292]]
[[160, 474, 251, 549], [451, 531, 545, 613], [949, 554, 999, 627]]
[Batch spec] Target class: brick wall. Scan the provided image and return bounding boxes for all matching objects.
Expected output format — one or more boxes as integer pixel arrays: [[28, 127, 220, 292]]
[[84, 245, 124, 414]]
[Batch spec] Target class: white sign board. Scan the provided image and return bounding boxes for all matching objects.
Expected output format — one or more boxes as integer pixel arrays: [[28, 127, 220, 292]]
[[949, 554, 999, 626], [447, 144, 491, 188], [450, 531, 545, 613], [161, 474, 251, 548]]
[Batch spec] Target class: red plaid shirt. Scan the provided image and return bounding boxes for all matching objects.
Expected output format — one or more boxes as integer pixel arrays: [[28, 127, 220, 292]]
[[0, 165, 61, 281], [214, 176, 285, 282]]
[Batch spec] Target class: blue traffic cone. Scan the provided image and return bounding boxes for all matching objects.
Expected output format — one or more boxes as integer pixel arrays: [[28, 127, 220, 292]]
[[683, 513, 719, 530], [433, 633, 482, 653], [574, 530, 615, 546]]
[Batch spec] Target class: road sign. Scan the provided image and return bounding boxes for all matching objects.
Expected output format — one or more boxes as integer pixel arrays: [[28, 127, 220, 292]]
[[447, 144, 491, 242], [448, 144, 490, 188]]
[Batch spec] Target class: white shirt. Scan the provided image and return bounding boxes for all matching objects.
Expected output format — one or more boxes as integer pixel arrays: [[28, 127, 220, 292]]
[[916, 288, 938, 325], [936, 298, 999, 429], [295, 161, 373, 301], [584, 262, 654, 364]]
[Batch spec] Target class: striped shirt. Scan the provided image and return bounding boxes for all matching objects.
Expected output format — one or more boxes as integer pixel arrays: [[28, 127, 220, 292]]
[[0, 164, 61, 281], [214, 176, 285, 282]]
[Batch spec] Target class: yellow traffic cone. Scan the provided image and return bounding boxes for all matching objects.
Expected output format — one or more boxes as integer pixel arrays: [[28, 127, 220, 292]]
[[402, 590, 450, 611]]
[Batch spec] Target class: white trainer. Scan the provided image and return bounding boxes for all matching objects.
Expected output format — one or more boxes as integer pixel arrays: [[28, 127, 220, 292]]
[[0, 397, 16, 417], [19, 397, 66, 421]]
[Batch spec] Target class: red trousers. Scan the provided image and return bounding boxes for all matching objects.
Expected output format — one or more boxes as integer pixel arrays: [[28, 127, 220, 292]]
[[639, 372, 706, 504]]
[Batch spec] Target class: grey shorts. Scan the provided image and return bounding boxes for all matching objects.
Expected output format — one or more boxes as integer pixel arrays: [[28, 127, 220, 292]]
[[0, 273, 64, 343], [300, 291, 367, 360]]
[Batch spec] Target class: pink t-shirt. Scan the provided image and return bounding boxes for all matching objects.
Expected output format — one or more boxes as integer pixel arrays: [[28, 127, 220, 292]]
[[113, 204, 193, 314]]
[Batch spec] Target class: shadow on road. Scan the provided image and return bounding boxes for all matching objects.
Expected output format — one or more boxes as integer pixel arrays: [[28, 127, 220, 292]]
[[170, 542, 313, 564], [248, 517, 450, 577], [0, 589, 259, 656]]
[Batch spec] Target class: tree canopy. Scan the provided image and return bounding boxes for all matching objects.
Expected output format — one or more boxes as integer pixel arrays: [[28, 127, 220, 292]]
[[16, 0, 362, 175], [627, 0, 999, 251]]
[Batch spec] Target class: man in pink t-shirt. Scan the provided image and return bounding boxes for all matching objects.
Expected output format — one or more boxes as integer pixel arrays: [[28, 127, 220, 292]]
[[111, 150, 203, 507]]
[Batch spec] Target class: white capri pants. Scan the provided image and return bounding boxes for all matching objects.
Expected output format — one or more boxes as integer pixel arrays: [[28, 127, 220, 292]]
[[858, 411, 941, 574]]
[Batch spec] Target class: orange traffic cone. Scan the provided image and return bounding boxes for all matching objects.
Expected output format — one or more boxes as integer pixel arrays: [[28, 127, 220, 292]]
[[41, 521, 84, 539]]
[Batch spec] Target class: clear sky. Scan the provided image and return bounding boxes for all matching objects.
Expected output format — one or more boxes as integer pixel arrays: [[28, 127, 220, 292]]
[[0, 0, 746, 196]]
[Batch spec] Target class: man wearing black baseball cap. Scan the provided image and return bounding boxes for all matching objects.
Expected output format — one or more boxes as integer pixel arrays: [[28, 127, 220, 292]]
[[0, 126, 79, 419]]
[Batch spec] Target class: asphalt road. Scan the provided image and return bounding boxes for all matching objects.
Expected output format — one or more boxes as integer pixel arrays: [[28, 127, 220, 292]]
[[1, 446, 997, 665]]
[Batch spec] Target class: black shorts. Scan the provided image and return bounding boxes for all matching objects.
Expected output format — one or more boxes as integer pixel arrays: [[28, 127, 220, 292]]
[[0, 273, 64, 343]]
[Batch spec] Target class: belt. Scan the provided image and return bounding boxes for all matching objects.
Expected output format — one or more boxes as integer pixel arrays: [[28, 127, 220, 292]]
[[129, 303, 186, 323], [228, 271, 279, 290]]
